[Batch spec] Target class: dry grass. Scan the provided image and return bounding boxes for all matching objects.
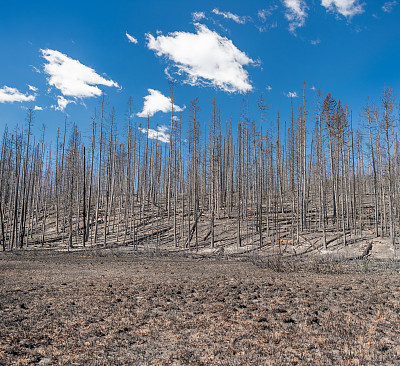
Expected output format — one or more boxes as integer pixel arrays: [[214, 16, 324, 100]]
[[0, 251, 399, 365]]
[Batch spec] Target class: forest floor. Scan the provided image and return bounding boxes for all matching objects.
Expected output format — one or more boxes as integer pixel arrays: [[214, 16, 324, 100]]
[[14, 203, 400, 262], [0, 250, 399, 365]]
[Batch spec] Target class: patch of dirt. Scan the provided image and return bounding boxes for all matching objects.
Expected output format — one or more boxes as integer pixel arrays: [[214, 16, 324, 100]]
[[0, 252, 399, 365], [370, 238, 397, 259]]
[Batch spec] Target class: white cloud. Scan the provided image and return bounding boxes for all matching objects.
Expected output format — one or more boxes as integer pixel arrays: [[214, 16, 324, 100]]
[[311, 86, 316, 91], [285, 91, 298, 98], [321, 0, 364, 18], [212, 8, 251, 24], [266, 85, 272, 91], [257, 6, 279, 32], [192, 11, 206, 21], [137, 89, 184, 118], [0, 86, 35, 103], [28, 84, 38, 92], [146, 24, 254, 93], [258, 22, 278, 32], [41, 49, 119, 99], [52, 96, 75, 112], [311, 38, 321, 45], [283, 0, 308, 33], [258, 10, 268, 22], [34, 105, 43, 110], [126, 32, 138, 44], [258, 5, 278, 22], [382, 1, 397, 13], [139, 125, 170, 143]]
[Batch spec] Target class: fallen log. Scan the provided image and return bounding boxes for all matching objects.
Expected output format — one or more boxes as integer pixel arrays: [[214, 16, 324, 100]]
[[135, 226, 171, 244], [186, 210, 203, 248]]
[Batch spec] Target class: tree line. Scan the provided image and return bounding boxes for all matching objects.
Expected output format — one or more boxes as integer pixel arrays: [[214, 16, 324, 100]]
[[0, 84, 399, 253]]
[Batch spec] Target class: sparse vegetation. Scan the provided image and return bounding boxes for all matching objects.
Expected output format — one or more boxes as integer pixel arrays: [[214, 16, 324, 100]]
[[1, 84, 400, 364], [0, 252, 399, 365]]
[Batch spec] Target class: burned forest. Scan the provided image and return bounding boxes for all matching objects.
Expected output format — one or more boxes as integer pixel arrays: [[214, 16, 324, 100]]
[[1, 86, 400, 260], [2, 1, 400, 363], [1, 85, 400, 365]]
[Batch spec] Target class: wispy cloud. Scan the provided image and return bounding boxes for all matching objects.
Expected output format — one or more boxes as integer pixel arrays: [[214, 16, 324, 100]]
[[321, 0, 365, 18], [311, 38, 321, 45], [0, 86, 35, 103], [41, 49, 119, 99], [257, 22, 278, 32], [283, 0, 308, 34], [212, 8, 251, 24], [146, 24, 255, 93], [258, 5, 278, 22], [382, 1, 398, 13], [266, 85, 272, 91], [34, 105, 43, 111], [139, 125, 170, 143], [126, 32, 138, 44], [137, 89, 184, 118], [257, 5, 279, 32], [192, 11, 206, 21]]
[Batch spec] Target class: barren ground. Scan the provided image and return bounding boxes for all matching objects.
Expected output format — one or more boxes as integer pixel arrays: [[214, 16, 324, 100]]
[[0, 250, 399, 365]]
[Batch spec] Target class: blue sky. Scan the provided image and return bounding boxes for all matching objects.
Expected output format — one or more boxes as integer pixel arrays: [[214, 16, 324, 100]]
[[1, 0, 399, 143]]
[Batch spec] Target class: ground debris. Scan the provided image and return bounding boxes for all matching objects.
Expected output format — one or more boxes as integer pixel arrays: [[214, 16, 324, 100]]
[[0, 252, 399, 365]]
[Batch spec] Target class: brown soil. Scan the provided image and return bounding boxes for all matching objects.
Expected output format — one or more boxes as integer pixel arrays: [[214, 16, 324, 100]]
[[0, 251, 399, 365]]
